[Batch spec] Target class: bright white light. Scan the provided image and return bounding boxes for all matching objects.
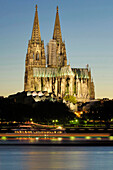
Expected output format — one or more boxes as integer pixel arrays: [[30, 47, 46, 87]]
[[57, 126, 62, 130], [58, 137, 62, 141]]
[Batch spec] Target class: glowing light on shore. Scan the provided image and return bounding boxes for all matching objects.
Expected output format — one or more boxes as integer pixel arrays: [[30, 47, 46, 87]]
[[109, 136, 113, 140], [97, 137, 101, 140], [57, 126, 62, 130], [85, 136, 91, 140], [36, 137, 39, 140], [58, 137, 62, 141], [70, 136, 75, 140], [1, 136, 7, 140]]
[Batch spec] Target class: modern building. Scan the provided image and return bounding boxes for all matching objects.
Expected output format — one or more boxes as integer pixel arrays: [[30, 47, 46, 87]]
[[24, 5, 95, 102]]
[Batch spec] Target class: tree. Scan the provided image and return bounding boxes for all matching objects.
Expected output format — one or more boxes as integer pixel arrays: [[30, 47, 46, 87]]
[[63, 95, 77, 104]]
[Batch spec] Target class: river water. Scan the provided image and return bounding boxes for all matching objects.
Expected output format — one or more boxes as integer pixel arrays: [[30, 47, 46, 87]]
[[0, 146, 113, 170]]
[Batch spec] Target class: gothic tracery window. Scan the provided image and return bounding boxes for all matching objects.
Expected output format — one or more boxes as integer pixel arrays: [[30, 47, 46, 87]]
[[36, 52, 39, 60]]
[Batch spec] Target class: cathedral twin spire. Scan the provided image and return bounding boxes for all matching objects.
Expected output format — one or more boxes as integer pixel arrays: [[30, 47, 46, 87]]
[[53, 6, 62, 44], [29, 5, 67, 68], [31, 5, 62, 45], [31, 5, 41, 44]]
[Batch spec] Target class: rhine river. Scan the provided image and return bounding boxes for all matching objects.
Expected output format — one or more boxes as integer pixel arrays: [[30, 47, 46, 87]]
[[0, 146, 113, 170]]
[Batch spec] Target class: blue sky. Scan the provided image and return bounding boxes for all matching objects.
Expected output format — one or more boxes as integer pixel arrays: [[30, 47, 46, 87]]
[[0, 0, 113, 98]]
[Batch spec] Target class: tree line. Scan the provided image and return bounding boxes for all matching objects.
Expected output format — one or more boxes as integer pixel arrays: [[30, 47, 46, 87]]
[[0, 98, 75, 124]]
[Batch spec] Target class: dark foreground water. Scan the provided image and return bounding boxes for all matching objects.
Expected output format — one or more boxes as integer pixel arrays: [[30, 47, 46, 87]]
[[0, 146, 113, 170]]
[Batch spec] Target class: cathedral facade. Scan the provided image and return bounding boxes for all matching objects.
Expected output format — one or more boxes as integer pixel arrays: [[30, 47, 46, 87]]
[[24, 5, 95, 102]]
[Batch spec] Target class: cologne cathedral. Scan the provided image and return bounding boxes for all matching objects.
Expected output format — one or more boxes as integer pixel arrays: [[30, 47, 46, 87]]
[[24, 5, 95, 102]]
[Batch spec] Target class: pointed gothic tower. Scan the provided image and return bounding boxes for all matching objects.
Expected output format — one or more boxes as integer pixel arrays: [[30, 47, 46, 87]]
[[53, 6, 62, 44], [24, 5, 46, 91], [47, 6, 67, 68], [31, 5, 41, 44]]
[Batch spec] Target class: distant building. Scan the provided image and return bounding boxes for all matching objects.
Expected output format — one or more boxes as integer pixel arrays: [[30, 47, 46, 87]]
[[24, 5, 95, 102]]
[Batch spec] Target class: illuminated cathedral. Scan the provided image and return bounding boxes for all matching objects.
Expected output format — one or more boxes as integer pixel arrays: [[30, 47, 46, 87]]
[[24, 5, 95, 102]]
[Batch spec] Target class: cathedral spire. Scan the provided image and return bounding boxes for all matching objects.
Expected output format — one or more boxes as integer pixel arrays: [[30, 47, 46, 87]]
[[53, 6, 62, 44], [31, 5, 41, 44]]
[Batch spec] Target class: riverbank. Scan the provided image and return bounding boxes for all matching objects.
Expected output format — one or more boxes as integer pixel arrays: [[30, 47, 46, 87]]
[[0, 132, 113, 146]]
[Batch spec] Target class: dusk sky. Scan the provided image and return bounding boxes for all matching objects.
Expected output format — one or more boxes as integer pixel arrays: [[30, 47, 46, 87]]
[[0, 0, 113, 99]]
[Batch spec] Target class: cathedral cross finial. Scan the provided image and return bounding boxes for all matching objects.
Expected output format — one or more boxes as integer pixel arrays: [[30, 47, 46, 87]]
[[35, 5, 38, 11], [57, 6, 59, 13]]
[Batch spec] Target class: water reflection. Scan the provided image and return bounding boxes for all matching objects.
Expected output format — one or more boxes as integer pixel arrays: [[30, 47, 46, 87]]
[[0, 146, 113, 170]]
